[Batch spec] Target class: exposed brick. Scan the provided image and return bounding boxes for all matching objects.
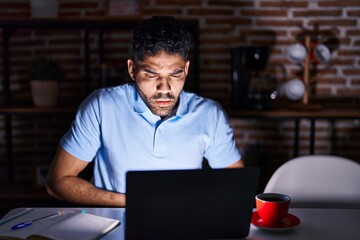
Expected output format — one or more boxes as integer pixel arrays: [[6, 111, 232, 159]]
[[308, 19, 358, 27], [330, 59, 355, 66], [35, 47, 82, 56], [208, 0, 254, 7], [256, 19, 303, 27], [347, 9, 360, 16], [261, 1, 308, 8], [61, 2, 98, 9], [337, 88, 360, 95], [337, 49, 360, 56], [154, 0, 202, 6], [318, 1, 360, 7], [205, 17, 252, 26], [85, 10, 105, 18], [293, 10, 343, 17], [317, 68, 338, 76], [316, 77, 347, 84], [143, 8, 182, 16], [32, 29, 81, 37], [354, 39, 360, 47], [351, 79, 360, 86], [337, 37, 352, 46], [188, 8, 234, 16], [200, 36, 237, 45], [201, 26, 234, 34], [49, 38, 84, 45], [343, 68, 360, 75], [241, 9, 287, 17]]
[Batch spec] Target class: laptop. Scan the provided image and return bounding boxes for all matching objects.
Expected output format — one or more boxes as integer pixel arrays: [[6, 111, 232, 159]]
[[125, 167, 259, 240]]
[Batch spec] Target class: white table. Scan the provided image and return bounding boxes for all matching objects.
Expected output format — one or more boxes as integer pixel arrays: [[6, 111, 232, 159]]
[[249, 208, 360, 240], [2, 207, 360, 240]]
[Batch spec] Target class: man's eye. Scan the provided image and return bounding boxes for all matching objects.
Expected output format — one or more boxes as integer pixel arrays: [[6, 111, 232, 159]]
[[146, 74, 157, 79], [171, 74, 182, 78]]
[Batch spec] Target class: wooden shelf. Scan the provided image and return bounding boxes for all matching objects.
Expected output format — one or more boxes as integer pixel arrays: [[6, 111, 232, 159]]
[[225, 103, 360, 158], [0, 106, 76, 115], [227, 107, 360, 119], [226, 97, 360, 119]]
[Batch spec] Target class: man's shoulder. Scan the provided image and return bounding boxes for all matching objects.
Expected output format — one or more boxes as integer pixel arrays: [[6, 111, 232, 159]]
[[181, 91, 222, 113], [97, 83, 134, 95], [78, 83, 134, 112], [91, 83, 135, 101]]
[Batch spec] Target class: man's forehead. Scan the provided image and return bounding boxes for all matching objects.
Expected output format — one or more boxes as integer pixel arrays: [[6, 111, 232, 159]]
[[136, 53, 187, 69]]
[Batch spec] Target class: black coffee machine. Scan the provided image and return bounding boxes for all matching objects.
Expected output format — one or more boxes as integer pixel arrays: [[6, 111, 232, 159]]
[[230, 46, 271, 109]]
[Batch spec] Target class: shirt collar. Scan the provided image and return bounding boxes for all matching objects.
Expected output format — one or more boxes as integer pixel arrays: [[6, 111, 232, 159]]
[[176, 91, 189, 117]]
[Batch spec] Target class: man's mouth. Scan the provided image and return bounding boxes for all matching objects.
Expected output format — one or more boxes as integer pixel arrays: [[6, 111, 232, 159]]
[[155, 99, 172, 107]]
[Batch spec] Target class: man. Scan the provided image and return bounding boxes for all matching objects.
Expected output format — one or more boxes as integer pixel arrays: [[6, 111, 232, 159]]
[[46, 16, 244, 207]]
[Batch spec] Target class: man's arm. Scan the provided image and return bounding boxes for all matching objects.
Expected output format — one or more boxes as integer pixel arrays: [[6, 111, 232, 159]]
[[46, 146, 126, 207], [226, 159, 244, 168]]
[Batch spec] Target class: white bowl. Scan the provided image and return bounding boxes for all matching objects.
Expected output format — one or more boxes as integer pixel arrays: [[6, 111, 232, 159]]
[[284, 79, 306, 101], [287, 43, 307, 63]]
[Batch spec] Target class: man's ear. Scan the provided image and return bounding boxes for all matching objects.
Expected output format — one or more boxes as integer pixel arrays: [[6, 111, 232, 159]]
[[127, 59, 136, 81], [184, 60, 190, 77]]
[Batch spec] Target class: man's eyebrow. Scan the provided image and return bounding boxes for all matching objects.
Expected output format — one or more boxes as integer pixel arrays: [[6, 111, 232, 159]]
[[143, 68, 158, 74], [142, 68, 184, 75], [171, 69, 184, 75]]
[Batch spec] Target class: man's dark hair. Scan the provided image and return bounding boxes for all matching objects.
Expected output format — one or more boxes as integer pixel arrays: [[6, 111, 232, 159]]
[[132, 15, 190, 63]]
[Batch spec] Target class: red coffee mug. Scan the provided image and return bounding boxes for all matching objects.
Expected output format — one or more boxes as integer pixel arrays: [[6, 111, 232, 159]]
[[255, 193, 290, 227]]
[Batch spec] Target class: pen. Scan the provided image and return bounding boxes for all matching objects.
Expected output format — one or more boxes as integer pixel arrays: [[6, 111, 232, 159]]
[[0, 208, 34, 226], [11, 211, 63, 230]]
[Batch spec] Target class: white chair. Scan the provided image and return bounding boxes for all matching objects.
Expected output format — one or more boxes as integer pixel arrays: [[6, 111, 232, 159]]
[[264, 155, 360, 208]]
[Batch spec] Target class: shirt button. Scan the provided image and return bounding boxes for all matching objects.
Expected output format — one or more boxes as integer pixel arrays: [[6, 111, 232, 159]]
[[158, 129, 162, 134]]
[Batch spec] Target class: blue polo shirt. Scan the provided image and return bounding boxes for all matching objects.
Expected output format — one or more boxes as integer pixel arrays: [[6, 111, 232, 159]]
[[60, 83, 241, 193]]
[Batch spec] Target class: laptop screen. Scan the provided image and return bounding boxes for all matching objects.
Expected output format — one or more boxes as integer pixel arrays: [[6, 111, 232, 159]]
[[125, 167, 259, 240]]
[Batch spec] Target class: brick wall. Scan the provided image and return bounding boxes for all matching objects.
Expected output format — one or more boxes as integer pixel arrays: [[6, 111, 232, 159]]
[[0, 0, 359, 186]]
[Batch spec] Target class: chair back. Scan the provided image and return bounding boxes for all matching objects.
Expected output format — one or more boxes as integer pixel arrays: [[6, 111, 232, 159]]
[[264, 155, 360, 208]]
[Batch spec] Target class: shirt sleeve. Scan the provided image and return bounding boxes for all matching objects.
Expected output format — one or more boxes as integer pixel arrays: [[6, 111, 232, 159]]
[[205, 103, 241, 168], [60, 90, 102, 162]]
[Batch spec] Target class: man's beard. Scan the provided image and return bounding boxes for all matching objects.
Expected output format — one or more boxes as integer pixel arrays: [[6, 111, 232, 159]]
[[136, 85, 178, 117]]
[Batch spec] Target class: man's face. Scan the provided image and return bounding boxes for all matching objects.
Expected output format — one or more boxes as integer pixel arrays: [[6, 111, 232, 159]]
[[127, 51, 190, 117]]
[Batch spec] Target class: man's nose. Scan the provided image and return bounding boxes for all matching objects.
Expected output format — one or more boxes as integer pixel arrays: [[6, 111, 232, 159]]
[[157, 77, 171, 93]]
